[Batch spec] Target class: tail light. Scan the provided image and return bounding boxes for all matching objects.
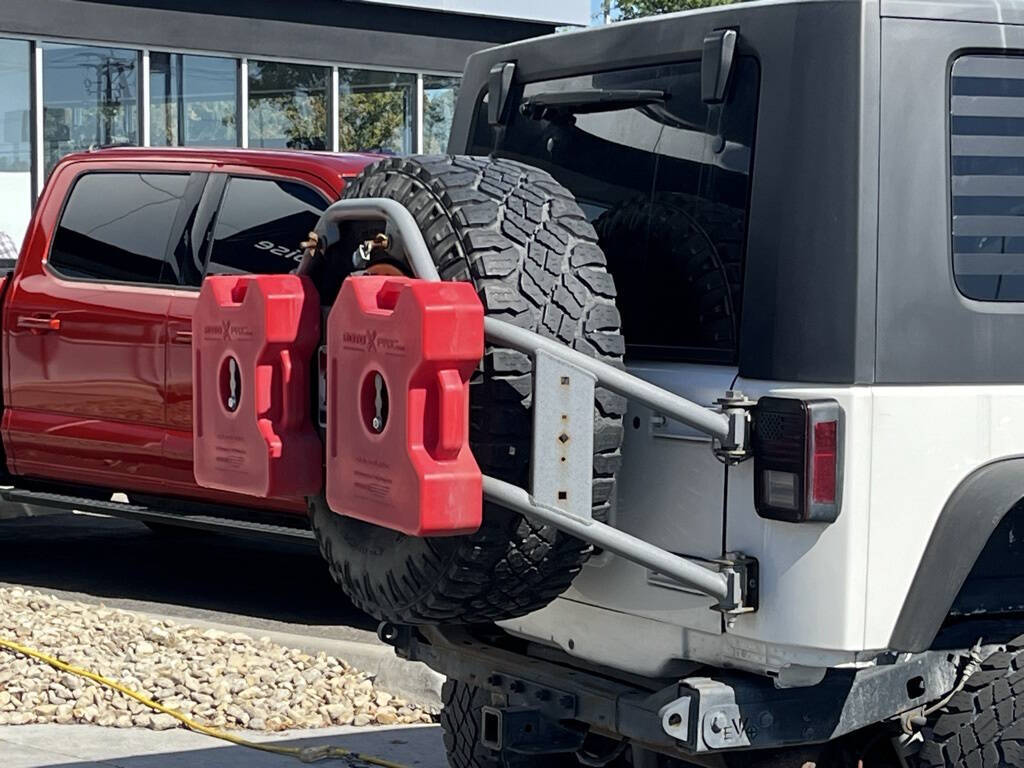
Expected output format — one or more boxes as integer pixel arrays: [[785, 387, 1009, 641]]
[[752, 397, 843, 523]]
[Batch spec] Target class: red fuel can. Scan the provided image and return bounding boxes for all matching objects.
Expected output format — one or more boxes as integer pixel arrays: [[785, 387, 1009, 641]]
[[326, 276, 483, 536], [193, 274, 322, 498]]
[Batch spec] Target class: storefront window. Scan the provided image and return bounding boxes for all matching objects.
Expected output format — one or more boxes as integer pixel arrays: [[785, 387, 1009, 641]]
[[0, 39, 31, 244], [422, 75, 460, 154], [248, 61, 328, 151], [150, 53, 238, 147], [43, 43, 139, 173], [338, 69, 415, 154]]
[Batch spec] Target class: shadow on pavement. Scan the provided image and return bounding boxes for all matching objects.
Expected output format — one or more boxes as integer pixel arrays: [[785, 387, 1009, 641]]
[[0, 512, 375, 632]]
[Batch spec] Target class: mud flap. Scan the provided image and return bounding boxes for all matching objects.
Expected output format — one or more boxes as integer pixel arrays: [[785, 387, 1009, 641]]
[[192, 274, 322, 498], [326, 276, 483, 536]]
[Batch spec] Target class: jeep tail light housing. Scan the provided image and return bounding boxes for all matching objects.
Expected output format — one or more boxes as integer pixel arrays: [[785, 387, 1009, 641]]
[[752, 397, 843, 523]]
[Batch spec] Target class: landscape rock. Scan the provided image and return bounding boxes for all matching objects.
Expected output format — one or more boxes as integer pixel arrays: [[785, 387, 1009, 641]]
[[0, 587, 435, 732]]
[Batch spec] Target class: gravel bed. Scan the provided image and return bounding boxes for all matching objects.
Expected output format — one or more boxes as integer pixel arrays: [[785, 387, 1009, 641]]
[[0, 587, 435, 731]]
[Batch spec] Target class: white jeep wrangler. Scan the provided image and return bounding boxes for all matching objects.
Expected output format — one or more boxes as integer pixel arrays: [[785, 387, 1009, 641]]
[[298, 1, 1024, 765]]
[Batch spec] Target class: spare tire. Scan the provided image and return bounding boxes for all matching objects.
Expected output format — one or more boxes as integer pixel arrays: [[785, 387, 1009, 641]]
[[309, 155, 625, 624]]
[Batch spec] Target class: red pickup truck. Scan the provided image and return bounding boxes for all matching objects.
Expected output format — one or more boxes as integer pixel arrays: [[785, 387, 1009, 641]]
[[1, 147, 377, 536]]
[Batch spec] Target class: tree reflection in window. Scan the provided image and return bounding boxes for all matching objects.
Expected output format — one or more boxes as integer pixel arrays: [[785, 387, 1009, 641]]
[[338, 68, 415, 154], [248, 61, 329, 151]]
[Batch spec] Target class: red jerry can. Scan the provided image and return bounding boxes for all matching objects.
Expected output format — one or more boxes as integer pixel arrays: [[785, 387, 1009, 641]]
[[192, 274, 322, 498], [326, 276, 483, 536]]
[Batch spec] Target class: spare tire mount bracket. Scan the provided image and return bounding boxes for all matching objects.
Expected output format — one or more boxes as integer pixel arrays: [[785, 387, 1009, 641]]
[[312, 198, 757, 617]]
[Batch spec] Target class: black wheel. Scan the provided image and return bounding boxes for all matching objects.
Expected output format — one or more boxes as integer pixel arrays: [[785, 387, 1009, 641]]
[[914, 640, 1024, 767], [441, 680, 577, 768], [309, 154, 625, 625]]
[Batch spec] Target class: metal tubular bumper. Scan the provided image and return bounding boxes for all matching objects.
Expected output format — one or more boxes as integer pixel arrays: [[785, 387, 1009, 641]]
[[387, 626, 973, 757], [313, 199, 754, 612]]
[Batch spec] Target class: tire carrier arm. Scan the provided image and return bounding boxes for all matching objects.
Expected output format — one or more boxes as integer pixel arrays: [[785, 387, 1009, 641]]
[[312, 199, 756, 616]]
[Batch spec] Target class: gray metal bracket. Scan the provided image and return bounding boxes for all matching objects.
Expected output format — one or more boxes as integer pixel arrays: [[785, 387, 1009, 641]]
[[313, 198, 757, 613], [531, 349, 596, 522]]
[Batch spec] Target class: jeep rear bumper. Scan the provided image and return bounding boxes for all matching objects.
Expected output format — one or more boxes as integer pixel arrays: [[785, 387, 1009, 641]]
[[385, 624, 970, 757]]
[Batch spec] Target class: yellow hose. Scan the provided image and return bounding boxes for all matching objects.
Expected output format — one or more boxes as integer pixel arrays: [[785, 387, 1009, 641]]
[[0, 636, 412, 767]]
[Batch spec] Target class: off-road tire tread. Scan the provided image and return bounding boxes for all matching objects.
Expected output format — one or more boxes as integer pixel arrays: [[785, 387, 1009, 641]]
[[440, 680, 574, 768], [309, 155, 624, 624], [915, 636, 1024, 768]]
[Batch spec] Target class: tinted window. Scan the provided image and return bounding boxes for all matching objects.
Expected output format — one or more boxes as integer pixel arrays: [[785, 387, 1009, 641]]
[[951, 55, 1024, 301], [207, 177, 328, 275], [50, 172, 191, 284], [472, 59, 759, 362]]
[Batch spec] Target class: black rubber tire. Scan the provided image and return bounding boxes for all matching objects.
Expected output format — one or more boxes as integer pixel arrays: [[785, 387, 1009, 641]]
[[309, 155, 625, 625], [914, 640, 1024, 767], [441, 680, 577, 768]]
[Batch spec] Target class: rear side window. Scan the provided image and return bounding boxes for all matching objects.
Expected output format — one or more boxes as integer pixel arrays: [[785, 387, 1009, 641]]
[[50, 172, 191, 285], [207, 177, 328, 275], [952, 54, 1024, 301], [472, 58, 760, 363]]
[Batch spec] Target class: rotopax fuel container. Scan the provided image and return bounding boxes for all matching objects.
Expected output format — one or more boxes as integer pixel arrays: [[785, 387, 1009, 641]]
[[326, 276, 483, 536], [193, 274, 322, 498]]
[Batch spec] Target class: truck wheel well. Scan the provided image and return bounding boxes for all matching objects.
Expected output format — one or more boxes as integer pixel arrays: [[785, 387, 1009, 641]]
[[889, 456, 1024, 652]]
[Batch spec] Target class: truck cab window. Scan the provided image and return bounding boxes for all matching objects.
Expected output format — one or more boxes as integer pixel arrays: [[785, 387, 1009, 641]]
[[49, 172, 191, 285], [206, 177, 328, 276], [472, 58, 759, 363]]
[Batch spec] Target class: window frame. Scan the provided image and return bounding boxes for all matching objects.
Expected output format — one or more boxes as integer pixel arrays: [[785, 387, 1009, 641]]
[[44, 168, 207, 290]]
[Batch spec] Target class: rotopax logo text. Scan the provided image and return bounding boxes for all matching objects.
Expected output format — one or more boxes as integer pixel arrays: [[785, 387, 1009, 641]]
[[203, 321, 254, 342], [342, 329, 404, 354]]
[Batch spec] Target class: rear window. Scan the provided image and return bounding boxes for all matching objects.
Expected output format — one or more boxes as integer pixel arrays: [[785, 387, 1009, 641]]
[[207, 176, 328, 276], [50, 172, 191, 285], [951, 54, 1024, 301], [472, 58, 759, 362]]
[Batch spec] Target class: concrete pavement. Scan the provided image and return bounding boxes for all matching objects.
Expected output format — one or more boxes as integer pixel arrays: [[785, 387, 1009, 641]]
[[0, 723, 447, 768]]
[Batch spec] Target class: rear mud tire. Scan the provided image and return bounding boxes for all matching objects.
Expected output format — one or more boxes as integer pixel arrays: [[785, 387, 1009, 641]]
[[913, 638, 1024, 768], [309, 155, 624, 625], [441, 680, 577, 768]]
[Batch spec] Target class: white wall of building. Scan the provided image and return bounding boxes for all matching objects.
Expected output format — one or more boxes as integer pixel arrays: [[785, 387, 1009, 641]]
[[356, 0, 589, 26], [0, 172, 31, 248]]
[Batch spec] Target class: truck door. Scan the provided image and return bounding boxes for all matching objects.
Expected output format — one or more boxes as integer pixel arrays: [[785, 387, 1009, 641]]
[[162, 171, 331, 502], [4, 166, 207, 492]]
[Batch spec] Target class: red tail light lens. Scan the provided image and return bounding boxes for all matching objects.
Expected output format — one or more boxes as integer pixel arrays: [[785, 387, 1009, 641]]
[[811, 420, 838, 504], [752, 398, 843, 523]]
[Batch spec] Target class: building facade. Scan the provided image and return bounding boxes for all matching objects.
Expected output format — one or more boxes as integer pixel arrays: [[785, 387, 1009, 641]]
[[0, 0, 588, 245]]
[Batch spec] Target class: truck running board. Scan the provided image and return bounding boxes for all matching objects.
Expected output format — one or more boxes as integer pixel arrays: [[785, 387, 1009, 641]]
[[313, 199, 759, 617], [0, 488, 315, 543]]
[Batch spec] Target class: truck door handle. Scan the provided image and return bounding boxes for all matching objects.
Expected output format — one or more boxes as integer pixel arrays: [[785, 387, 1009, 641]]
[[17, 315, 61, 332], [172, 329, 193, 344]]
